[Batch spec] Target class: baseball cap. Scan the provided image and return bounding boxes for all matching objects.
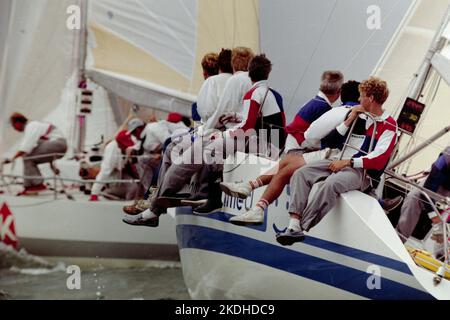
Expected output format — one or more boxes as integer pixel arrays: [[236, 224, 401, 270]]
[[127, 118, 145, 134]]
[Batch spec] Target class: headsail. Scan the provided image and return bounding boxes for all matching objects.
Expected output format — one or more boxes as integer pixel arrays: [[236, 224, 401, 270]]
[[86, 0, 260, 115]]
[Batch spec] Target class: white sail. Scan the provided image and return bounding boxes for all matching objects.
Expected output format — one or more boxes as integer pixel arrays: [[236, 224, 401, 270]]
[[259, 0, 416, 120], [86, 0, 260, 115], [0, 0, 80, 155], [375, 0, 450, 173], [0, 0, 121, 155]]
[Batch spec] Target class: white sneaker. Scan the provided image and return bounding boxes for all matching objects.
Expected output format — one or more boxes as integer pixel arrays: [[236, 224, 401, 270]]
[[220, 181, 252, 199], [229, 207, 264, 225]]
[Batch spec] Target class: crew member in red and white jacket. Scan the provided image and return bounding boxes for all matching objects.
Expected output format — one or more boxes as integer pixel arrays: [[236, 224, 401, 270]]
[[4, 112, 67, 195], [276, 77, 398, 245]]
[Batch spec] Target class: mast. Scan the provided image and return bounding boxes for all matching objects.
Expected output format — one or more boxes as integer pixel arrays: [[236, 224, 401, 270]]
[[74, 0, 89, 155], [393, 4, 450, 174], [408, 4, 450, 100]]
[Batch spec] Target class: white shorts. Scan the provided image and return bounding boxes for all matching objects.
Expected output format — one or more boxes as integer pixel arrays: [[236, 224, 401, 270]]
[[287, 147, 341, 164]]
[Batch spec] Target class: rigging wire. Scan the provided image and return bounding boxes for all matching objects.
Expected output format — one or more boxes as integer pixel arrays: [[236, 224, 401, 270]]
[[286, 0, 339, 110], [343, 0, 402, 73]]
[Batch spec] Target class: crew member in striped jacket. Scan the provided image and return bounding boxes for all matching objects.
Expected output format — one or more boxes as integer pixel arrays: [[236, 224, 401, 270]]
[[276, 77, 398, 245]]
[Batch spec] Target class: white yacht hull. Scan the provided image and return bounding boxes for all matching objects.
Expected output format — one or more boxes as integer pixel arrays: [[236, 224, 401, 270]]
[[175, 154, 450, 299], [1, 195, 178, 261]]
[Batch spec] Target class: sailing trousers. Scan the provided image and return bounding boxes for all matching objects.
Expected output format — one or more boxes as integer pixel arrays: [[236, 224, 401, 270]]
[[288, 160, 367, 232], [149, 135, 244, 214], [396, 186, 450, 242], [136, 153, 161, 192], [23, 138, 67, 187]]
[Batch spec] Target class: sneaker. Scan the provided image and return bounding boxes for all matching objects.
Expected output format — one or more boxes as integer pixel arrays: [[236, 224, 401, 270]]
[[220, 181, 252, 199], [193, 199, 223, 215], [229, 207, 264, 225], [122, 199, 151, 215], [276, 228, 305, 246], [381, 196, 404, 213], [122, 212, 159, 228]]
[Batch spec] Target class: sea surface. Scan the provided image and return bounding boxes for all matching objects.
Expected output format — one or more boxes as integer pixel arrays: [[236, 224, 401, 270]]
[[0, 244, 190, 300]]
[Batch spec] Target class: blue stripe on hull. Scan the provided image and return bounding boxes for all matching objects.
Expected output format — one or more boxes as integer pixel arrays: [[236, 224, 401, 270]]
[[177, 207, 411, 275], [177, 224, 433, 300]]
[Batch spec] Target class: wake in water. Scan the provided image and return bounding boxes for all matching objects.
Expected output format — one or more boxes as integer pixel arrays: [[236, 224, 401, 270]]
[[0, 243, 57, 269], [0, 243, 189, 300]]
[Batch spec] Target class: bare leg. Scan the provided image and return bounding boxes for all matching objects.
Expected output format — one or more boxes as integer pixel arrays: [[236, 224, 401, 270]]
[[251, 154, 297, 187], [259, 154, 305, 205]]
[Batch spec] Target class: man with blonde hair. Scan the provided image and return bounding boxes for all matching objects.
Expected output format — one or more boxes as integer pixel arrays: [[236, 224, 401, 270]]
[[276, 77, 398, 245]]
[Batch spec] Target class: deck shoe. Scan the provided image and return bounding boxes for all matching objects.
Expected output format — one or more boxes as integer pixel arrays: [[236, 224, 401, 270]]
[[193, 199, 223, 215], [122, 212, 159, 227], [122, 199, 151, 215], [276, 228, 305, 246]]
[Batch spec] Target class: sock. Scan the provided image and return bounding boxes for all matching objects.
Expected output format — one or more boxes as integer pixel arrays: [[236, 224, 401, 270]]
[[142, 209, 158, 220], [248, 178, 263, 190], [255, 199, 269, 211], [288, 217, 301, 232]]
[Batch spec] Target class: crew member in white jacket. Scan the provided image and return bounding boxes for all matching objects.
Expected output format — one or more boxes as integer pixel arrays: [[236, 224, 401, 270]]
[[90, 130, 139, 201], [4, 112, 67, 195]]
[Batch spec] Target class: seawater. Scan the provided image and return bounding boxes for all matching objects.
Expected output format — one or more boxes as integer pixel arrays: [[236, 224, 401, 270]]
[[0, 244, 190, 300]]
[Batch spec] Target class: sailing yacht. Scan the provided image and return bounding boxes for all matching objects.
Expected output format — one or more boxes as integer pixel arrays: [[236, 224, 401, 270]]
[[175, 1, 450, 299], [0, 0, 448, 299]]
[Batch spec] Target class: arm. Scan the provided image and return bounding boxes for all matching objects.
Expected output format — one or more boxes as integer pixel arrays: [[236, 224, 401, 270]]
[[304, 107, 348, 141], [8, 151, 26, 162], [229, 99, 260, 137], [335, 105, 365, 136]]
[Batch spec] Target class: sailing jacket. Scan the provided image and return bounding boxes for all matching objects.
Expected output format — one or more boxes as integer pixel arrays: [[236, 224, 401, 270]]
[[286, 91, 332, 146], [202, 71, 252, 131], [227, 80, 286, 149], [343, 111, 398, 180], [18, 121, 65, 154], [424, 146, 450, 194], [196, 72, 232, 123]]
